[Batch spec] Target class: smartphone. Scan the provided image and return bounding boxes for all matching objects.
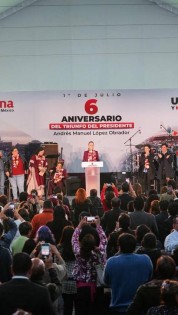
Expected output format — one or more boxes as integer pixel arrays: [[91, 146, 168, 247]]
[[126, 178, 130, 183], [87, 216, 95, 222], [41, 243, 50, 258], [9, 202, 15, 210]]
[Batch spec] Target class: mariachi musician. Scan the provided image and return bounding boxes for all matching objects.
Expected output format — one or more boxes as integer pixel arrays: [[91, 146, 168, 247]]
[[138, 144, 156, 194]]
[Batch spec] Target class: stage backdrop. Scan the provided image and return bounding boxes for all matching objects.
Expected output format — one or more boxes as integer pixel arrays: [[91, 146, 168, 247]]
[[0, 89, 178, 173]]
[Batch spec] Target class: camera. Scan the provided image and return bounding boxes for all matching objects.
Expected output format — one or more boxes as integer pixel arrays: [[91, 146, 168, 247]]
[[87, 216, 95, 222], [41, 243, 50, 258]]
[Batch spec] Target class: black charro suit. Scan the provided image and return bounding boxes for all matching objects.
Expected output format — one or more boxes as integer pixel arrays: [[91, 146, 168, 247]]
[[0, 277, 55, 315]]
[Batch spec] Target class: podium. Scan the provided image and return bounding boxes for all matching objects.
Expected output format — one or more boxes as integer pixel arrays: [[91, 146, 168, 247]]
[[81, 161, 103, 196]]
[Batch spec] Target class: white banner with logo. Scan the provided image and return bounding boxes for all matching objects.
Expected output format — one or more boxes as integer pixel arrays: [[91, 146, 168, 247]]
[[0, 89, 177, 172]]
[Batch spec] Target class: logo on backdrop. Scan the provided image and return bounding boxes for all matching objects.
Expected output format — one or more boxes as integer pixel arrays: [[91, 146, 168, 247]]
[[171, 97, 178, 110], [0, 100, 14, 112]]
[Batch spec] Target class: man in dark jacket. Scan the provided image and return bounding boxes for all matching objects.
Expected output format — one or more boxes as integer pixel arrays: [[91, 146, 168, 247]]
[[0, 252, 55, 315], [101, 197, 124, 237], [157, 143, 175, 188], [129, 197, 158, 236]]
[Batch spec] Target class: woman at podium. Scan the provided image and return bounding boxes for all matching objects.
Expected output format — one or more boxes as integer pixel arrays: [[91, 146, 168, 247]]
[[83, 141, 99, 162]]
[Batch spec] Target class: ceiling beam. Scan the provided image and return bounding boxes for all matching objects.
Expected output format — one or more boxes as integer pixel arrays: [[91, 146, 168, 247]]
[[148, 0, 178, 14], [0, 0, 39, 21]]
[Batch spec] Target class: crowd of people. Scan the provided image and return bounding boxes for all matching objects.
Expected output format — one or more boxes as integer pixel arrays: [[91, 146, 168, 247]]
[[0, 141, 178, 314]]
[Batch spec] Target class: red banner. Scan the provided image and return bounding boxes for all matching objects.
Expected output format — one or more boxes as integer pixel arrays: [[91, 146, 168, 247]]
[[49, 122, 134, 130]]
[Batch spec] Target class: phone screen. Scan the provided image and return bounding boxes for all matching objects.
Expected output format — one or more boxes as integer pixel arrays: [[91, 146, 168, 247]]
[[41, 244, 50, 257], [9, 203, 15, 210], [87, 216, 95, 222]]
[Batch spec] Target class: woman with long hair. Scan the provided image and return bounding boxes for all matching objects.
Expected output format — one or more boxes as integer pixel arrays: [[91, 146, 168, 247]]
[[100, 183, 118, 212], [22, 225, 56, 256], [46, 206, 72, 244], [133, 182, 143, 197], [56, 193, 71, 221], [72, 188, 92, 226], [35, 225, 56, 245], [71, 216, 107, 315], [150, 200, 160, 216]]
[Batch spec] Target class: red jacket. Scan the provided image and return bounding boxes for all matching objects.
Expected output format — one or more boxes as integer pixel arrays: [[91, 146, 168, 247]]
[[31, 209, 53, 238], [83, 150, 99, 162]]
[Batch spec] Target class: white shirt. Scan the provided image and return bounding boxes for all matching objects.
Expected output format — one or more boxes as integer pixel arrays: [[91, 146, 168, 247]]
[[164, 229, 178, 253]]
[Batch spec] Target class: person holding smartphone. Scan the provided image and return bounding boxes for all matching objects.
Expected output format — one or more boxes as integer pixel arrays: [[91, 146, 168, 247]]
[[71, 216, 107, 315], [40, 243, 50, 259], [31, 254, 62, 303]]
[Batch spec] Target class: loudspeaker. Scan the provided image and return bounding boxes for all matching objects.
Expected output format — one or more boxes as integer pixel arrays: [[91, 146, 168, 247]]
[[41, 143, 59, 169]]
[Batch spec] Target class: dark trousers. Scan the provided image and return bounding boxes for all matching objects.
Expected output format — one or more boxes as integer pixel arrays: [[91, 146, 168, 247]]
[[75, 286, 105, 315], [107, 309, 127, 315], [140, 173, 153, 194], [62, 293, 77, 315]]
